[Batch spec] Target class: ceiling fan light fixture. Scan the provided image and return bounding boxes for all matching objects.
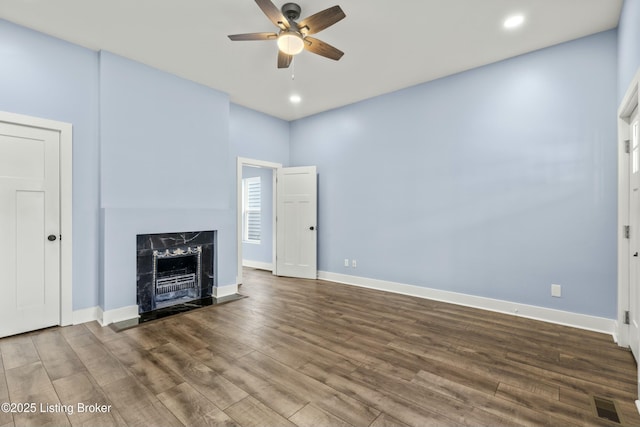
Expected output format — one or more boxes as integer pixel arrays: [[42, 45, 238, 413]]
[[277, 31, 305, 55]]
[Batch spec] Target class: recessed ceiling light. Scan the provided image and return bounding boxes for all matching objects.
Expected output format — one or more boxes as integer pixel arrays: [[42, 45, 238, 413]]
[[503, 14, 525, 29], [289, 94, 301, 104]]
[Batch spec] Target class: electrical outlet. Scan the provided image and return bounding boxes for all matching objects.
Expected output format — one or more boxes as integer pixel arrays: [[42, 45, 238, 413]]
[[344, 258, 349, 267], [551, 284, 562, 298], [352, 259, 357, 268]]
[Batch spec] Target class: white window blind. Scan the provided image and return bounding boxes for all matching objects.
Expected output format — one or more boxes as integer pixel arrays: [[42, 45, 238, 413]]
[[243, 177, 261, 243]]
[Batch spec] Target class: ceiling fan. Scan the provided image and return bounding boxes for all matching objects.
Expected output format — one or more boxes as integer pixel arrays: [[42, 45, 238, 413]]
[[228, 0, 346, 68]]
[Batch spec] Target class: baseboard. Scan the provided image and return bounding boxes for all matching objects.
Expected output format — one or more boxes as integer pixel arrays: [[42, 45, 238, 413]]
[[213, 283, 239, 298], [72, 306, 100, 325], [242, 260, 273, 271], [72, 305, 140, 326], [612, 321, 620, 345], [98, 305, 140, 326], [318, 271, 616, 336]]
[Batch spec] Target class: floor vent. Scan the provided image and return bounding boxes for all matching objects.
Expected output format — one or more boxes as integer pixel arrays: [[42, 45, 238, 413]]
[[593, 396, 621, 423]]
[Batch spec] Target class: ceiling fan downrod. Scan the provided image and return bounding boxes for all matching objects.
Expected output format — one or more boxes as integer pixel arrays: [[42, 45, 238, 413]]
[[281, 3, 301, 22]]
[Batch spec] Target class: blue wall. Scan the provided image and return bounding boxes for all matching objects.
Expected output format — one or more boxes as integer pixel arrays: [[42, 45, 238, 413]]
[[98, 51, 235, 310], [0, 20, 285, 313], [230, 104, 288, 269], [1, 12, 636, 321], [618, 0, 640, 101], [230, 104, 290, 165], [0, 19, 101, 311], [290, 30, 618, 318], [99, 51, 230, 209]]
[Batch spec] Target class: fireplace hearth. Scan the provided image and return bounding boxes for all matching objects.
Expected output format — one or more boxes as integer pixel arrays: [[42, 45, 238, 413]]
[[137, 231, 215, 313]]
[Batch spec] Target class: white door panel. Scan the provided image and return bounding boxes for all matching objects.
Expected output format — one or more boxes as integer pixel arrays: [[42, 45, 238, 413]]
[[276, 166, 317, 279], [0, 122, 60, 337]]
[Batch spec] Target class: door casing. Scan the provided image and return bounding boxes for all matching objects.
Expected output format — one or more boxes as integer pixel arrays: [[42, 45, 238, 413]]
[[0, 110, 73, 328], [627, 108, 639, 363], [617, 68, 640, 410]]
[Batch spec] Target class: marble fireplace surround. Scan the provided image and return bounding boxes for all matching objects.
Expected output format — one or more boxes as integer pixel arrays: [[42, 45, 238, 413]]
[[100, 208, 237, 325], [137, 231, 215, 313]]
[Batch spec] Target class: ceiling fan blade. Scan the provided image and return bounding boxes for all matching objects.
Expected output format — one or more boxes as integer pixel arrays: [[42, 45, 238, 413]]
[[304, 36, 344, 61], [255, 0, 290, 30], [298, 6, 346, 35], [278, 50, 293, 68], [228, 32, 278, 41]]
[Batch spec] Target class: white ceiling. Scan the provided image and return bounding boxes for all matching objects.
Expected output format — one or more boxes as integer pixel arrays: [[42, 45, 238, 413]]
[[0, 0, 623, 121]]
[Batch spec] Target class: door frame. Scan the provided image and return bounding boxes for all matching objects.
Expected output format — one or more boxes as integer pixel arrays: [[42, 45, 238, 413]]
[[236, 157, 281, 285], [0, 110, 73, 327]]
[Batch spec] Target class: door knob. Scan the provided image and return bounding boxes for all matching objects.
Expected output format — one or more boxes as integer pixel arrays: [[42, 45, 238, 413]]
[[47, 234, 57, 241], [309, 226, 315, 231]]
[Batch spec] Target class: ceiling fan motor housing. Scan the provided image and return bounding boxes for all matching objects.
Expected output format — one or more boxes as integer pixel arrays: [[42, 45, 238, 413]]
[[281, 3, 301, 21]]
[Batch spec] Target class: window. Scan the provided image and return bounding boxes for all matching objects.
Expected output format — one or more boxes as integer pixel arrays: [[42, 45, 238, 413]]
[[242, 176, 261, 243]]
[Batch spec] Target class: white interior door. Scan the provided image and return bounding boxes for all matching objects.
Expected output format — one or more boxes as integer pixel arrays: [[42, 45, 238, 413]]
[[0, 121, 61, 337], [629, 109, 640, 361], [276, 166, 317, 279]]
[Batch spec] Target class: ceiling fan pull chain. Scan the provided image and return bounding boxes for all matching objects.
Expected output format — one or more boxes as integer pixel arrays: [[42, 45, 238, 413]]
[[291, 57, 295, 80]]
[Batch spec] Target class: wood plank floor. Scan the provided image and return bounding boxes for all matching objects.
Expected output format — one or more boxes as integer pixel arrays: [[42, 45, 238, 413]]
[[1, 267, 639, 426]]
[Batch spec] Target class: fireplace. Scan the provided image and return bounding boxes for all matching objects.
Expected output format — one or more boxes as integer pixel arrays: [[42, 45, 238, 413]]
[[137, 231, 215, 313]]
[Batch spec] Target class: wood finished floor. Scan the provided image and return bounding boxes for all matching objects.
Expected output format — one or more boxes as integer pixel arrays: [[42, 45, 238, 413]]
[[1, 268, 639, 427]]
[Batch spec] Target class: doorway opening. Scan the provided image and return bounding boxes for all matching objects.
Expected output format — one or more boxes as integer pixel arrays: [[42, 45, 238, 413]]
[[236, 157, 281, 285], [236, 157, 318, 285], [241, 166, 275, 272]]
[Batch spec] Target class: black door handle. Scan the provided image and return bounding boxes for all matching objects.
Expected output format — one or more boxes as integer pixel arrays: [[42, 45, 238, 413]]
[[634, 252, 638, 257], [48, 234, 57, 241], [309, 226, 315, 231]]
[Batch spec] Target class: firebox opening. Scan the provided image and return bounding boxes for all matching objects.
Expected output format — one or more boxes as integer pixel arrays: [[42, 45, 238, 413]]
[[155, 251, 200, 308]]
